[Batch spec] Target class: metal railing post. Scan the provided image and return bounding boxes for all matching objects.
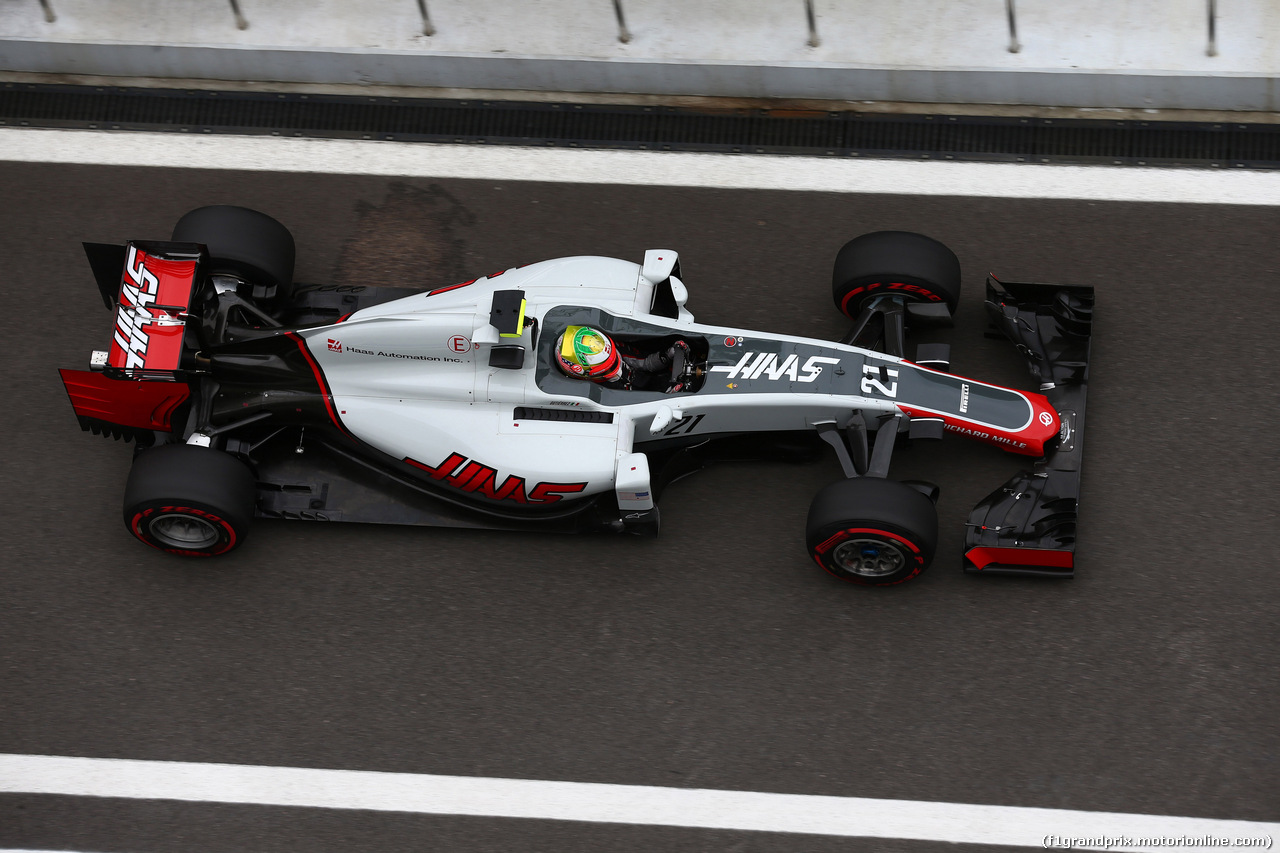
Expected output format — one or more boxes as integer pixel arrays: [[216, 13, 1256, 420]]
[[1206, 0, 1217, 56], [1005, 0, 1021, 53], [417, 0, 436, 36], [805, 0, 821, 47], [612, 0, 632, 44], [228, 0, 248, 30], [37, 0, 55, 23]]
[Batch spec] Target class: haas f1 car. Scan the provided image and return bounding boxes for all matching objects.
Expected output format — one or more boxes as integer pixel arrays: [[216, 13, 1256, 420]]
[[60, 206, 1093, 585]]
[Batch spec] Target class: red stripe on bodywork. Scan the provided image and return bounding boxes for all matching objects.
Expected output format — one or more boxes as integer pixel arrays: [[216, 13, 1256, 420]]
[[965, 546, 1073, 571], [428, 280, 476, 296], [285, 332, 354, 440], [59, 369, 190, 431]]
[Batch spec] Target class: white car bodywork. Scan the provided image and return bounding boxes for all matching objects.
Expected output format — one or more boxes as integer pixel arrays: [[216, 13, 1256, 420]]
[[298, 251, 1057, 514]]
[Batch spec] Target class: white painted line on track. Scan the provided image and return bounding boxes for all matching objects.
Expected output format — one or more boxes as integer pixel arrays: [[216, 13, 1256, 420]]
[[2, 754, 1277, 851], [2, 126, 1280, 205]]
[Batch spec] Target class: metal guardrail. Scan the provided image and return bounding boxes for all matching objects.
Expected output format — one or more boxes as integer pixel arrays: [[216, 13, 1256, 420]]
[[18, 0, 1226, 54]]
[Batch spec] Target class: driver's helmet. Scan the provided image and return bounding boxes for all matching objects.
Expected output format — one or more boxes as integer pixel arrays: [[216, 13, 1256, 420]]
[[554, 325, 622, 382]]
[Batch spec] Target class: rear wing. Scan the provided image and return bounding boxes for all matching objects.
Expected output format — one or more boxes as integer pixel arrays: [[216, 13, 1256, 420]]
[[92, 241, 205, 375], [963, 276, 1094, 578], [60, 241, 205, 442]]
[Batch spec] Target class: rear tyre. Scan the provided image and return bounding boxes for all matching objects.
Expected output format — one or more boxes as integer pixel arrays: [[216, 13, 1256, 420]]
[[832, 231, 961, 319], [805, 477, 938, 585], [172, 205, 296, 304], [123, 444, 256, 557]]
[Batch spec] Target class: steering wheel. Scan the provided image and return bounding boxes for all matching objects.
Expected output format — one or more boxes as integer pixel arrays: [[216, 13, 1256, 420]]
[[670, 342, 687, 382], [666, 342, 704, 392]]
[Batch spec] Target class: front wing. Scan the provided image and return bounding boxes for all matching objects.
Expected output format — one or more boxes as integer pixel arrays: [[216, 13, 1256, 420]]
[[963, 276, 1094, 577]]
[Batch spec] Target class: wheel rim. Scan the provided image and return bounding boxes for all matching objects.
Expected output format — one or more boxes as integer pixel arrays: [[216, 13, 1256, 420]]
[[830, 537, 908, 578], [150, 513, 220, 550]]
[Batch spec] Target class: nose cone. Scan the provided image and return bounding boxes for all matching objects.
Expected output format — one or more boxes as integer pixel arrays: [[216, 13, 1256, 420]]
[[1022, 392, 1061, 456]]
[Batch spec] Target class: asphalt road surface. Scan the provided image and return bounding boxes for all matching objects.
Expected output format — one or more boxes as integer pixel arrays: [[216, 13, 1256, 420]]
[[1, 159, 1278, 852]]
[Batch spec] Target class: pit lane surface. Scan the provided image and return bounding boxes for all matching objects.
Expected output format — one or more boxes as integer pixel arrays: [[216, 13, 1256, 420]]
[[1, 154, 1278, 852]]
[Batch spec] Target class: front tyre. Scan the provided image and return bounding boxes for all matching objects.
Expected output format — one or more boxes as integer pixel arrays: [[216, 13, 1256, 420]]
[[805, 477, 938, 586], [123, 444, 256, 557], [832, 231, 961, 319]]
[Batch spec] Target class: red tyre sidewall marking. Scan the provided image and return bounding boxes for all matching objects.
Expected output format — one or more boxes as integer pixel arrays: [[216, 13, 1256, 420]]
[[812, 526, 925, 585], [839, 281, 944, 317], [131, 505, 237, 556]]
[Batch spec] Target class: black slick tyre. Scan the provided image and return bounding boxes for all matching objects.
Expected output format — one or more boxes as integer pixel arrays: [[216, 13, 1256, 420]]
[[832, 231, 961, 319], [172, 205, 296, 303], [123, 444, 256, 557], [805, 477, 938, 586]]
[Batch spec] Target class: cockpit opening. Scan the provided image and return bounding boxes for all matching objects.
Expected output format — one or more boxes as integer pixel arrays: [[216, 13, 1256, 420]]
[[552, 325, 708, 394]]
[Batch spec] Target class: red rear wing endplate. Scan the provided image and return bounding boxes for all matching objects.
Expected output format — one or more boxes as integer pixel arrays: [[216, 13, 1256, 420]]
[[59, 369, 190, 440]]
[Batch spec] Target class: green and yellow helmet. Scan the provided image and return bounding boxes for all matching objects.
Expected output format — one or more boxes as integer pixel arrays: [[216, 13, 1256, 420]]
[[554, 325, 622, 382]]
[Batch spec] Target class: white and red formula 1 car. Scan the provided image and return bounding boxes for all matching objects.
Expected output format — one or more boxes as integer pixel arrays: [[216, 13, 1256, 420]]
[[61, 206, 1092, 585]]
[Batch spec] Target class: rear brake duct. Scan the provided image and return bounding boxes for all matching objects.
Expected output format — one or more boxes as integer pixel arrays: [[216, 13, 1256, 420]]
[[963, 277, 1094, 577]]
